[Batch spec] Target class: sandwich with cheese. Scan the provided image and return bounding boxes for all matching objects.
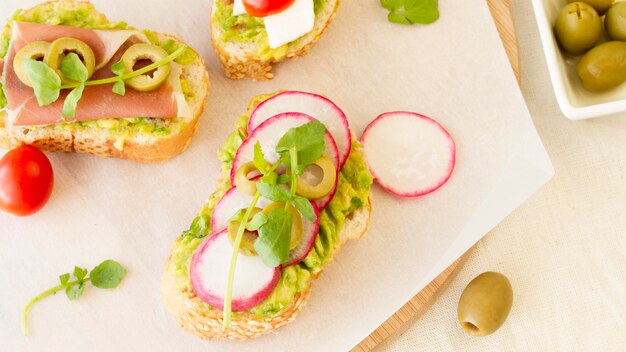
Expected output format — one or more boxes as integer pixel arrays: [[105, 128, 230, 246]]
[[211, 0, 339, 80]]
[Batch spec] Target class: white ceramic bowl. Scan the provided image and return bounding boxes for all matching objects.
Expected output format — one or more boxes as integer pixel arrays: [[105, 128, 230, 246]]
[[532, 0, 626, 120]]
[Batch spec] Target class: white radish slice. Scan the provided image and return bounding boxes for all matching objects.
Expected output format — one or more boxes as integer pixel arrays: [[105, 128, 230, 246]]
[[360, 112, 456, 197], [211, 186, 272, 232], [231, 112, 340, 209], [248, 91, 352, 168], [211, 186, 321, 267], [190, 229, 281, 311]]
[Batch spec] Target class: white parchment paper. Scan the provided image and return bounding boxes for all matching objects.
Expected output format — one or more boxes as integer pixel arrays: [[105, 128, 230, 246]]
[[0, 1, 553, 351]]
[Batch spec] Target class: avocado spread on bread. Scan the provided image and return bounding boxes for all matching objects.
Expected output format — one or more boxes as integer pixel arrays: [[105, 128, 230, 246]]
[[168, 95, 372, 317]]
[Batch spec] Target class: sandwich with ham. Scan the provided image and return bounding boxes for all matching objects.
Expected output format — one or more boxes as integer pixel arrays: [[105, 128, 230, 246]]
[[211, 0, 340, 80], [162, 90, 373, 340], [0, 1, 209, 162]]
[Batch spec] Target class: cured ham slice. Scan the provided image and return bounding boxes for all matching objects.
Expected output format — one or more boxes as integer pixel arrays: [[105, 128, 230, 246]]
[[2, 22, 188, 126]]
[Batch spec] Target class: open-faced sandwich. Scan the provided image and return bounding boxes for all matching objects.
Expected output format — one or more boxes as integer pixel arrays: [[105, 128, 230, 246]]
[[162, 90, 373, 340], [212, 0, 339, 80], [0, 0, 209, 162]]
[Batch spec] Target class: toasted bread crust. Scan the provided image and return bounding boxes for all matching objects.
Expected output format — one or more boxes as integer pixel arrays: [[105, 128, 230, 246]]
[[161, 167, 371, 340], [0, 1, 210, 163], [211, 0, 340, 80]]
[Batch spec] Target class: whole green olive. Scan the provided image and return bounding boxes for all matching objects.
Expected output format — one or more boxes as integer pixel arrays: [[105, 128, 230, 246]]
[[555, 2, 602, 55], [577, 41, 626, 92], [457, 272, 513, 337], [605, 2, 626, 41], [568, 0, 614, 15]]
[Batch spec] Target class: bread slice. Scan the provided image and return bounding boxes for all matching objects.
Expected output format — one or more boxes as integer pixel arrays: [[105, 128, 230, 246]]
[[162, 93, 372, 340], [0, 1, 210, 162], [211, 0, 340, 80], [162, 168, 370, 340]]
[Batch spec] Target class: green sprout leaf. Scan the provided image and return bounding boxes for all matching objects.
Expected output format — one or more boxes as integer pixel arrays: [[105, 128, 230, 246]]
[[59, 273, 70, 285], [111, 60, 126, 76], [255, 208, 292, 267], [112, 81, 125, 96], [23, 59, 61, 106], [253, 142, 271, 173], [260, 172, 277, 185], [293, 196, 316, 221], [111, 60, 126, 96], [246, 212, 268, 231], [60, 53, 88, 82], [381, 0, 439, 25], [90, 260, 127, 289], [276, 120, 326, 168], [256, 183, 291, 202], [73, 266, 88, 281], [276, 174, 291, 184], [62, 84, 85, 119], [65, 283, 85, 301]]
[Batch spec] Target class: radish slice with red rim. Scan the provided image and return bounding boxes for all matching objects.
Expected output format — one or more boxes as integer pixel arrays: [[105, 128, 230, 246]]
[[360, 112, 456, 197], [248, 91, 352, 168], [211, 186, 321, 267], [211, 186, 272, 233], [190, 229, 281, 311]]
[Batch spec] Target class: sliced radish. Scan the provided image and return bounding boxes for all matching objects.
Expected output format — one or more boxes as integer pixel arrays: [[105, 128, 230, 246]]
[[232, 112, 340, 210], [211, 185, 321, 266], [190, 229, 281, 311], [360, 112, 456, 197], [211, 186, 272, 233], [248, 91, 352, 168]]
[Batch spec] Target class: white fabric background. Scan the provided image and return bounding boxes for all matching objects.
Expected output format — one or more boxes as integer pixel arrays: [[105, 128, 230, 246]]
[[379, 1, 626, 351]]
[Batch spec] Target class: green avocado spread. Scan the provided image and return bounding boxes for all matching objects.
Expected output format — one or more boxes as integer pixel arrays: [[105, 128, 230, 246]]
[[0, 2, 196, 148], [169, 97, 373, 317], [214, 0, 324, 61]]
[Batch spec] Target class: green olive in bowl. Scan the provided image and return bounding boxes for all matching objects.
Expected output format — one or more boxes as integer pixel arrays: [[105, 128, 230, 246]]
[[568, 0, 614, 15], [555, 2, 602, 55], [577, 41, 626, 92], [605, 2, 626, 41], [457, 272, 513, 336]]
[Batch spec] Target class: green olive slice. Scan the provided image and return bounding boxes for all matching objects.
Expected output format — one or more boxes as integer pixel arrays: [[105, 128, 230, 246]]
[[262, 202, 302, 250], [121, 43, 171, 92], [13, 41, 51, 87], [234, 162, 261, 196], [228, 208, 262, 256], [294, 156, 337, 199], [44, 37, 96, 84]]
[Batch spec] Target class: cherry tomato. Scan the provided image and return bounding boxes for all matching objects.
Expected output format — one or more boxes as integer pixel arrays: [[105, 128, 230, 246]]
[[243, 0, 295, 17], [0, 145, 54, 216]]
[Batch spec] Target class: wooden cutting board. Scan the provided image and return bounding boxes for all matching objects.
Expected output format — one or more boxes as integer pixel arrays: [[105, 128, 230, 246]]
[[352, 1, 519, 351]]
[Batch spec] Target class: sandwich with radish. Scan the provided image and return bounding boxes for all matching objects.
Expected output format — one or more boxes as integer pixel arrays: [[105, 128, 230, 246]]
[[0, 1, 209, 162], [211, 0, 339, 80], [162, 90, 373, 340]]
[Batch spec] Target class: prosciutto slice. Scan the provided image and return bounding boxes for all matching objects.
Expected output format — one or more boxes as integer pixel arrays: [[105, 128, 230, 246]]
[[2, 22, 188, 126]]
